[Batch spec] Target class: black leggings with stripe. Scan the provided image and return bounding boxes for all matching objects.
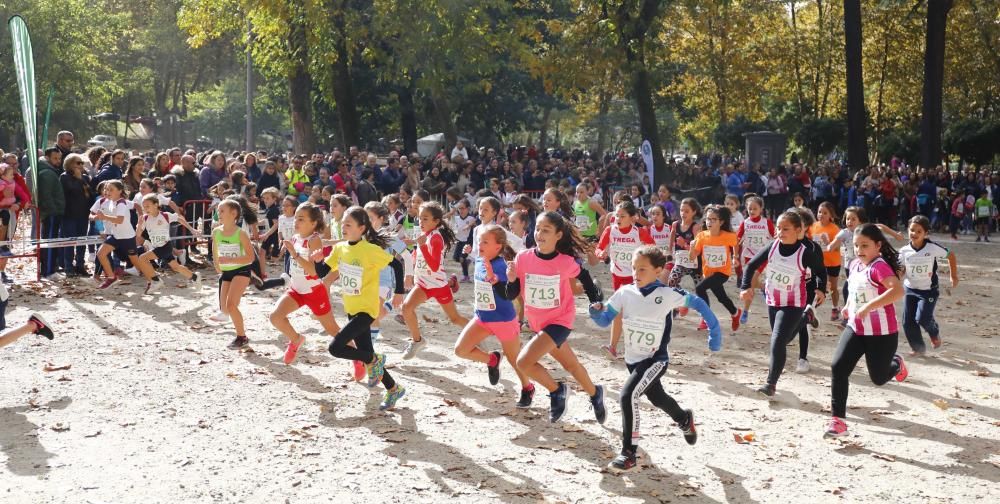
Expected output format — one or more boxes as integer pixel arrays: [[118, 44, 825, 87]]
[[695, 272, 738, 315], [328, 312, 396, 390], [620, 358, 689, 452]]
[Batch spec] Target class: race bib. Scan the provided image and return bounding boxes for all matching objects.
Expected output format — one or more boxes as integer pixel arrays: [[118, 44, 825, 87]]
[[674, 248, 697, 269], [977, 205, 991, 218], [149, 232, 169, 248], [623, 317, 666, 361], [339, 262, 363, 296], [904, 254, 934, 288], [575, 215, 590, 230], [745, 234, 767, 252], [611, 243, 635, 270], [474, 279, 497, 311], [525, 273, 560, 309], [279, 224, 295, 240], [218, 243, 241, 258], [766, 261, 801, 290], [409, 227, 421, 241], [814, 233, 830, 248], [704, 245, 727, 269], [413, 253, 431, 279]]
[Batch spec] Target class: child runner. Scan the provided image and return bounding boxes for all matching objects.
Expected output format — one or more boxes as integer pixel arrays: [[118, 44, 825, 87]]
[[364, 201, 409, 345], [511, 211, 606, 423], [690, 205, 742, 330], [740, 211, 826, 396], [724, 194, 745, 239], [974, 192, 994, 242], [590, 246, 721, 472], [268, 202, 344, 365], [0, 313, 54, 350], [595, 200, 655, 357], [735, 195, 774, 323], [401, 201, 469, 359], [573, 182, 607, 241], [324, 207, 407, 410], [210, 199, 256, 349], [134, 194, 200, 292], [452, 200, 476, 282], [667, 198, 703, 299], [825, 223, 908, 438], [454, 224, 535, 407], [899, 215, 958, 355], [811, 202, 843, 321], [92, 181, 158, 290], [825, 207, 904, 323]]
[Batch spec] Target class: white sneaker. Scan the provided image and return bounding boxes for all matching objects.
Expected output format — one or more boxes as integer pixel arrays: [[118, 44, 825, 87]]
[[145, 279, 163, 294], [401, 337, 428, 360], [208, 312, 230, 324], [179, 250, 187, 266], [86, 251, 96, 263], [125, 267, 140, 277], [795, 359, 810, 374]]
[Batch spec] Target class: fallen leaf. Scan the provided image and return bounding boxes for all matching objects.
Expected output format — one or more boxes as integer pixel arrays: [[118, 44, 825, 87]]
[[973, 369, 990, 377], [50, 423, 70, 432], [743, 433, 756, 442], [43, 363, 72, 372], [932, 399, 950, 410], [57, 376, 72, 382], [871, 453, 895, 462], [562, 424, 583, 432], [85, 430, 102, 438], [442, 398, 459, 407], [733, 433, 748, 444]]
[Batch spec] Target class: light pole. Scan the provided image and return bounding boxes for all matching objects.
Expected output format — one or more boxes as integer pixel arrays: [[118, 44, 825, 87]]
[[245, 19, 255, 152]]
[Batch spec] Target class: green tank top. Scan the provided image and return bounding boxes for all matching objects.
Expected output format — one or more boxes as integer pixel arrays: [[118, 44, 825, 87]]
[[573, 198, 598, 237], [214, 227, 248, 271]]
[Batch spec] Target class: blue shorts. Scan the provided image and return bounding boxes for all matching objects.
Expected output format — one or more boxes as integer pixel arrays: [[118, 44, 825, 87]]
[[540, 324, 572, 348], [152, 243, 175, 265]]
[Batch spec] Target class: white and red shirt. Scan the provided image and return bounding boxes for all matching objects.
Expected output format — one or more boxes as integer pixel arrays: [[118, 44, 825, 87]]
[[846, 257, 898, 336], [737, 216, 775, 262], [763, 241, 808, 307], [413, 229, 448, 289], [141, 211, 178, 248], [649, 223, 672, 250], [597, 224, 655, 277], [289, 234, 322, 294]]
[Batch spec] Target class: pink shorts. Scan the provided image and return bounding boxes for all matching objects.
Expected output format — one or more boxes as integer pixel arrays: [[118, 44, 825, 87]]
[[474, 317, 520, 343]]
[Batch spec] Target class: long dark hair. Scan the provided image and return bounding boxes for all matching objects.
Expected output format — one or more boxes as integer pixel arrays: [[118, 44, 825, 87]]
[[420, 201, 457, 250], [226, 194, 258, 225], [538, 211, 590, 259], [704, 204, 733, 233], [544, 187, 574, 218], [344, 206, 389, 249], [854, 223, 901, 276]]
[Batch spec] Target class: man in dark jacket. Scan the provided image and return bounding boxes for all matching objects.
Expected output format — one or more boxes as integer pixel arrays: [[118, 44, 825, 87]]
[[378, 157, 405, 194], [33, 149, 66, 277], [175, 155, 206, 255]]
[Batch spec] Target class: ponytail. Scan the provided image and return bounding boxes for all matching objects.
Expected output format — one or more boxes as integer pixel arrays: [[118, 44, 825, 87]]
[[345, 206, 389, 249], [855, 223, 901, 277], [539, 211, 591, 259]]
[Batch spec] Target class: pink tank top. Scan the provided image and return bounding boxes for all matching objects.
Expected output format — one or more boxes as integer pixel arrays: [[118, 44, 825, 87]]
[[514, 249, 580, 331]]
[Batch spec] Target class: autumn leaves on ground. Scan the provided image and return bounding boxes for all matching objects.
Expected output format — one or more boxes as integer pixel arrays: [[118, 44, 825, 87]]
[[2, 239, 999, 503]]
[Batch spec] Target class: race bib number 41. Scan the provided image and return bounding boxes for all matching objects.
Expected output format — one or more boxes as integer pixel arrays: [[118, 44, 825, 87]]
[[525, 274, 560, 309]]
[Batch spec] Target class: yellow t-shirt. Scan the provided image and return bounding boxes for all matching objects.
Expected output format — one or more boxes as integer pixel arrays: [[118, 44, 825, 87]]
[[324, 240, 393, 317]]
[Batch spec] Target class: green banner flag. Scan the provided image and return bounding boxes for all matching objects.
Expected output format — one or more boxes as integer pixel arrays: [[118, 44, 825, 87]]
[[8, 15, 38, 203]]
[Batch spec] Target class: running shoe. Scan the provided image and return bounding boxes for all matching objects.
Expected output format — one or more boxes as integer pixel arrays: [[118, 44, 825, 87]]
[[824, 416, 848, 438], [731, 309, 742, 331], [795, 359, 810, 374], [739, 308, 749, 325], [283, 340, 301, 365], [124, 267, 139, 277], [448, 274, 460, 293], [516, 384, 535, 408], [114, 266, 126, 279], [401, 338, 427, 360], [379, 385, 406, 411], [929, 335, 942, 349], [676, 307, 689, 317], [608, 450, 637, 473], [249, 271, 265, 291], [208, 312, 230, 324], [592, 278, 604, 302], [97, 277, 117, 290], [190, 272, 200, 285], [29, 313, 55, 340], [366, 353, 386, 388], [227, 335, 249, 350], [591, 384, 607, 424], [487, 351, 501, 385], [145, 278, 163, 294], [352, 360, 366, 382], [831, 307, 840, 322], [549, 382, 568, 423], [600, 344, 618, 360], [804, 304, 819, 329], [697, 319, 708, 331], [681, 409, 697, 445], [1, 272, 11, 284], [893, 354, 908, 382], [460, 275, 471, 283], [756, 383, 775, 397], [393, 313, 406, 325]]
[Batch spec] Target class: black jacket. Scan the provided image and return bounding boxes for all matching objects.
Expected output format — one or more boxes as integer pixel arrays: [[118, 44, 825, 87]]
[[60, 172, 92, 218]]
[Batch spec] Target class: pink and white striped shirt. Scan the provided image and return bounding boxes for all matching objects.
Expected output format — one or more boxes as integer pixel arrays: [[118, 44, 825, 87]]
[[764, 241, 807, 307], [846, 257, 898, 336]]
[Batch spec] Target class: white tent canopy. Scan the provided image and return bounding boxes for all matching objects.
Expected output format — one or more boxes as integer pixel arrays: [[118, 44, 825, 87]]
[[416, 133, 471, 158]]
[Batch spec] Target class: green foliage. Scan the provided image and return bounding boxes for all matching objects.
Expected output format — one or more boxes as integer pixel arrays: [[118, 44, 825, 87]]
[[877, 128, 920, 163], [944, 118, 1000, 166], [794, 117, 847, 160], [713, 116, 775, 155]]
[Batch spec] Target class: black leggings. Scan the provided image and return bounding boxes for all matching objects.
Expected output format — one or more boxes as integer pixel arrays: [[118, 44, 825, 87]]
[[328, 312, 396, 390], [766, 306, 805, 386], [793, 289, 816, 361], [620, 359, 688, 452], [830, 328, 899, 418], [695, 272, 737, 315]]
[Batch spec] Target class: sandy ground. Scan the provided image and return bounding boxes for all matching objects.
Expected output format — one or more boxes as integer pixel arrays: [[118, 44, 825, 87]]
[[1, 237, 999, 504]]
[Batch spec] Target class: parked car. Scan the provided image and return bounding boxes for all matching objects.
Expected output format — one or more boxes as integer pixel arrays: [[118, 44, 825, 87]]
[[87, 135, 118, 149]]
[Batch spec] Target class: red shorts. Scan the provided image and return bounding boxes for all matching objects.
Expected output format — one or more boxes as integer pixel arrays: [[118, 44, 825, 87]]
[[288, 284, 332, 316], [612, 274, 633, 291], [419, 285, 454, 305]]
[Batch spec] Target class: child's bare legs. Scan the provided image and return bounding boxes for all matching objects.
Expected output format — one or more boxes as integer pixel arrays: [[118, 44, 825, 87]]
[[97, 244, 115, 278], [0, 321, 39, 350], [516, 333, 559, 392], [550, 342, 597, 396], [270, 295, 305, 346], [455, 320, 492, 363], [439, 301, 469, 328], [499, 335, 530, 387], [402, 288, 428, 342], [224, 276, 250, 335]]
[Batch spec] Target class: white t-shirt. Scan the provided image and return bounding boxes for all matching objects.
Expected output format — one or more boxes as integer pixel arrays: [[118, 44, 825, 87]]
[[94, 198, 136, 239], [132, 192, 172, 209], [141, 211, 179, 248], [452, 215, 477, 243], [277, 215, 296, 242], [899, 240, 949, 291], [606, 283, 688, 364]]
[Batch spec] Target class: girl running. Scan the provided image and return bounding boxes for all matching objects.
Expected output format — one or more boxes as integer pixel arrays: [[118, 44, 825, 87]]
[[364, 201, 409, 344], [210, 199, 256, 349], [92, 181, 158, 290], [590, 246, 720, 472], [0, 313, 55, 350], [811, 202, 843, 321], [690, 205, 742, 330], [724, 194, 745, 237], [401, 201, 469, 359], [134, 194, 200, 292], [511, 212, 606, 423], [452, 200, 476, 282], [740, 211, 826, 396], [899, 215, 958, 355], [573, 183, 607, 241], [324, 206, 407, 410], [668, 198, 703, 296], [268, 202, 343, 365], [825, 207, 904, 323], [454, 224, 534, 406], [825, 223, 908, 438], [735, 195, 774, 324]]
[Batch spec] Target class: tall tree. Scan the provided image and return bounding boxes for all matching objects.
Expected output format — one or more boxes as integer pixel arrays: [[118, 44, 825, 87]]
[[919, 0, 953, 169], [843, 0, 868, 169]]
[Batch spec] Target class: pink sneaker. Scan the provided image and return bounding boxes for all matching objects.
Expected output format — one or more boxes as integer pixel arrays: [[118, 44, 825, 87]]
[[697, 319, 708, 331], [893, 354, 908, 382], [352, 360, 366, 382], [283, 340, 301, 365], [824, 416, 848, 438], [97, 277, 117, 290], [448, 274, 460, 293]]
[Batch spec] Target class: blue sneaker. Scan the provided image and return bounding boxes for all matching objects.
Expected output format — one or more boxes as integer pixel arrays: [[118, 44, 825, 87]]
[[549, 382, 568, 423], [379, 385, 406, 410], [366, 353, 386, 388], [739, 308, 749, 325], [591, 384, 607, 424]]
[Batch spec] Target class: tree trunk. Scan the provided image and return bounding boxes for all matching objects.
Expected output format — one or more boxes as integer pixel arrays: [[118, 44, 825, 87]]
[[329, 3, 360, 149], [873, 26, 891, 165], [538, 106, 552, 153], [429, 82, 458, 148], [920, 0, 953, 170], [618, 0, 667, 186], [596, 90, 610, 158], [789, 2, 807, 121], [398, 82, 418, 155], [287, 9, 316, 155], [843, 0, 867, 170]]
